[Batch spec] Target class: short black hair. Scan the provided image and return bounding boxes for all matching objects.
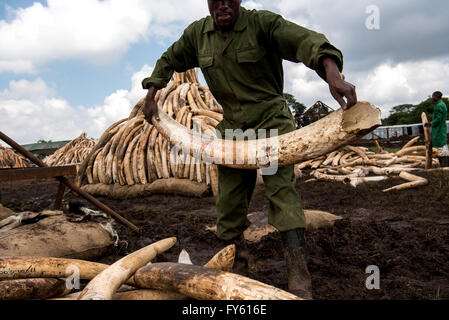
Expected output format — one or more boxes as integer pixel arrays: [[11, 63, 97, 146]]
[[433, 91, 443, 99]]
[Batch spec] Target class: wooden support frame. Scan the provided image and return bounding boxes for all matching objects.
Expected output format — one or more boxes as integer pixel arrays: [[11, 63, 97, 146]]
[[421, 112, 433, 169], [0, 131, 140, 233], [53, 182, 66, 210], [0, 166, 76, 210], [0, 166, 77, 182]]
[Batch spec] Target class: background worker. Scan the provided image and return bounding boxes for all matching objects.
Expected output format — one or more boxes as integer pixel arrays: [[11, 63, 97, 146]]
[[429, 91, 448, 166], [142, 0, 357, 299]]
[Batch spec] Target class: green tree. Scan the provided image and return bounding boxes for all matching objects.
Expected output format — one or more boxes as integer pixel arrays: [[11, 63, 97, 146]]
[[284, 93, 307, 115], [382, 98, 449, 125]]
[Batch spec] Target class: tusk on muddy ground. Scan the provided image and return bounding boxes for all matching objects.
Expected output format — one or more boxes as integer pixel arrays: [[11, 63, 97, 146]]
[[383, 171, 428, 192], [348, 176, 389, 188], [0, 278, 68, 300], [134, 262, 302, 300], [0, 257, 137, 285], [78, 237, 176, 300], [203, 244, 235, 272]]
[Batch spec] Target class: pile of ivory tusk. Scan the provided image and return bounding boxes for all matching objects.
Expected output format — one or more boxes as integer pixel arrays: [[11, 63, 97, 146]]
[[299, 136, 437, 191], [0, 238, 301, 300], [76, 69, 222, 190], [44, 133, 96, 166], [0, 144, 32, 169]]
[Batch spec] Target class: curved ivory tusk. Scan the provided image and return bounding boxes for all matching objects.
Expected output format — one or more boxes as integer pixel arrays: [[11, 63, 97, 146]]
[[383, 171, 428, 192], [152, 101, 381, 169], [203, 244, 235, 272], [348, 176, 389, 188], [78, 237, 176, 300]]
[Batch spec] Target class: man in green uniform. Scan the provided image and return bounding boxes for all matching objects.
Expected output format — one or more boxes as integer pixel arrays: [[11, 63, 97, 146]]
[[429, 91, 448, 166], [142, 0, 357, 299]]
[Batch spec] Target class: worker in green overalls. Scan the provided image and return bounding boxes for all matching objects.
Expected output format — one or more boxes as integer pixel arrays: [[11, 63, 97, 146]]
[[142, 0, 357, 299], [429, 91, 448, 166]]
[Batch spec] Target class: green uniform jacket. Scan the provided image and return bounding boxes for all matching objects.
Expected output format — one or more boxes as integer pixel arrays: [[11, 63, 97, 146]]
[[142, 7, 343, 136], [432, 100, 448, 148]]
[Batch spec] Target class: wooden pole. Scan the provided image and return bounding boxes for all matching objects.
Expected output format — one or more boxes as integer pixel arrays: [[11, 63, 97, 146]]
[[0, 131, 140, 233], [421, 113, 433, 169], [53, 182, 66, 210]]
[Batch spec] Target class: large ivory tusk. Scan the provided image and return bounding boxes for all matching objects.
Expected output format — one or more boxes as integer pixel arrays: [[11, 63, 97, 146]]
[[348, 176, 389, 188], [52, 289, 188, 301], [78, 237, 176, 300], [0, 278, 68, 300], [367, 166, 419, 176], [394, 146, 427, 157], [134, 262, 301, 300], [203, 244, 235, 272], [0, 257, 132, 283], [112, 289, 187, 300], [400, 136, 420, 151], [312, 170, 361, 183], [152, 101, 381, 169], [345, 146, 369, 161], [383, 171, 428, 192]]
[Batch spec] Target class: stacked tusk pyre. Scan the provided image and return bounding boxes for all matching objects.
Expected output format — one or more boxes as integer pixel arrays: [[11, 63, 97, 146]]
[[44, 133, 96, 167], [76, 70, 223, 191], [297, 137, 440, 191], [0, 144, 32, 169]]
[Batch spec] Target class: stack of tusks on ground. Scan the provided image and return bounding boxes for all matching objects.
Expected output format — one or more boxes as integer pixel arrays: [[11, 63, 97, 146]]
[[0, 144, 32, 169], [0, 238, 302, 300], [44, 133, 96, 167], [76, 69, 223, 198], [297, 136, 440, 192]]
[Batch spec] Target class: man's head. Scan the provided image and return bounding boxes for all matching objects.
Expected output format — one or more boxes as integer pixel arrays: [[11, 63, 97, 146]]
[[208, 0, 242, 32], [432, 91, 443, 102]]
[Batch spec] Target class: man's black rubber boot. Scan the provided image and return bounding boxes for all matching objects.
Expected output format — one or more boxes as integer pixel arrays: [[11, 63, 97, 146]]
[[222, 234, 249, 276], [439, 156, 449, 167], [281, 228, 313, 300]]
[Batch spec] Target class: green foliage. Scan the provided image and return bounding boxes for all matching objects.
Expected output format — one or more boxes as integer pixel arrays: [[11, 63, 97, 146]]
[[37, 139, 53, 144], [284, 93, 307, 115], [382, 98, 449, 125]]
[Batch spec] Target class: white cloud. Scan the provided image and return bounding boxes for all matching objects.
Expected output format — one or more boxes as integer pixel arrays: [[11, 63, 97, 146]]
[[0, 0, 210, 73], [0, 60, 36, 74], [81, 64, 153, 134], [283, 62, 331, 108], [242, 1, 264, 10], [285, 58, 449, 118], [0, 78, 56, 100], [354, 59, 449, 116], [0, 79, 82, 144], [0, 0, 151, 71], [0, 65, 152, 144]]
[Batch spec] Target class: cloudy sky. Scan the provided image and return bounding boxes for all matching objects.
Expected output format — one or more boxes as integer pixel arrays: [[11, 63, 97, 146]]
[[1, 0, 448, 145]]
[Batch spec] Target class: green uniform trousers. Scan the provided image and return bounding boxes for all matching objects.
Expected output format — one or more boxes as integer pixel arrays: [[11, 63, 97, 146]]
[[216, 164, 306, 241]]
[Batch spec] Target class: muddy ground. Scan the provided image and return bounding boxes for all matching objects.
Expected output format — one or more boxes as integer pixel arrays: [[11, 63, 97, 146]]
[[1, 145, 449, 300]]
